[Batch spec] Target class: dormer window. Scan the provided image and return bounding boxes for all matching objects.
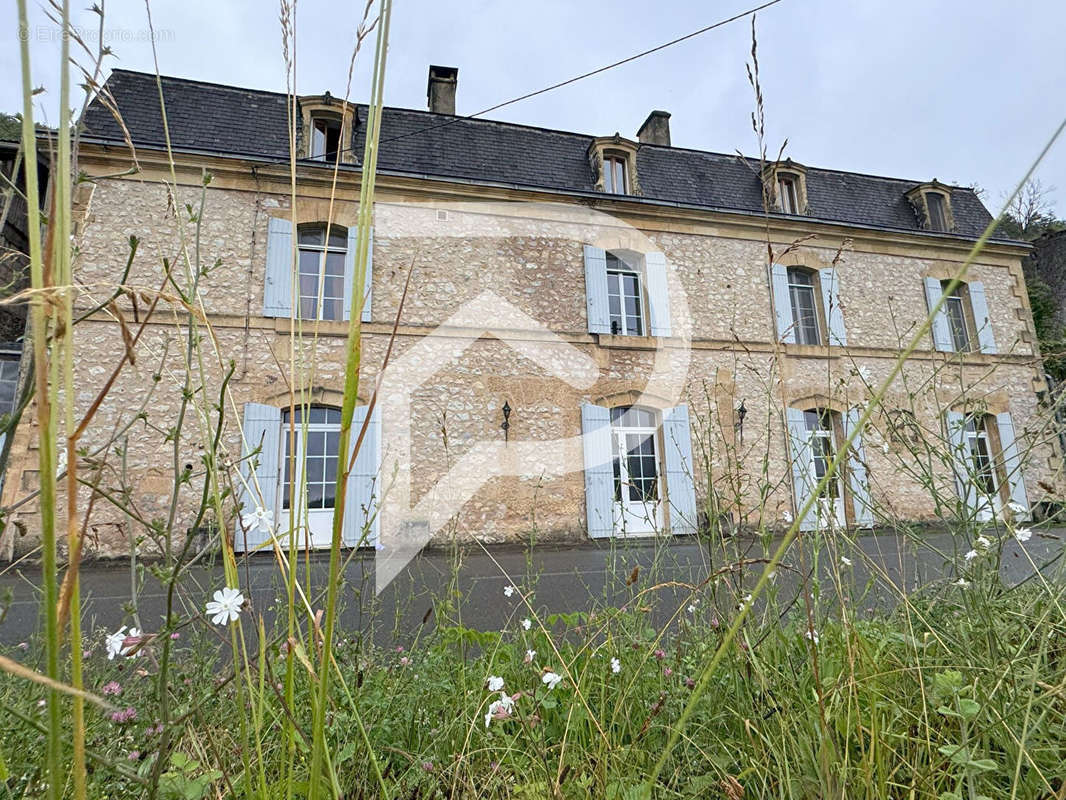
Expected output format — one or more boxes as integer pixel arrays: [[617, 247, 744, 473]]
[[299, 95, 356, 164], [603, 153, 629, 195], [762, 160, 808, 215], [906, 181, 955, 232], [926, 192, 948, 231], [310, 115, 342, 161], [778, 174, 800, 214], [589, 135, 641, 196]]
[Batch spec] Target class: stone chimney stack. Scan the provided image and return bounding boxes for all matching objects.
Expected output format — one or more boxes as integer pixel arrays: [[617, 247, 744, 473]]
[[637, 110, 671, 146], [427, 65, 458, 115]]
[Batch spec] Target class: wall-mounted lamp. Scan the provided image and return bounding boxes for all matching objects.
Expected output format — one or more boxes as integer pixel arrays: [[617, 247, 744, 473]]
[[501, 401, 512, 441], [736, 400, 747, 444]]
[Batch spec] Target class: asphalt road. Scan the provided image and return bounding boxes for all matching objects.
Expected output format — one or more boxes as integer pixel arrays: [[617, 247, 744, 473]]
[[1, 527, 1063, 647]]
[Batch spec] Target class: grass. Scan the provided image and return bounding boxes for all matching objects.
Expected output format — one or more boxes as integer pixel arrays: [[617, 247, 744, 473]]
[[2, 528, 1065, 799]]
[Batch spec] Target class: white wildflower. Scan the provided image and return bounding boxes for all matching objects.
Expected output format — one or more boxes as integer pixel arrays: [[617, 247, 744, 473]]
[[241, 506, 274, 535], [804, 629, 820, 645], [106, 626, 141, 660], [1008, 501, 1026, 519], [503, 585, 514, 598], [976, 535, 992, 551], [521, 618, 532, 631], [1014, 527, 1032, 543], [487, 675, 504, 692], [205, 587, 245, 626], [964, 549, 979, 562], [954, 578, 971, 587], [524, 649, 536, 663], [687, 603, 698, 614], [840, 556, 853, 567], [782, 510, 793, 524], [541, 671, 563, 690], [610, 657, 621, 674], [483, 692, 515, 727]]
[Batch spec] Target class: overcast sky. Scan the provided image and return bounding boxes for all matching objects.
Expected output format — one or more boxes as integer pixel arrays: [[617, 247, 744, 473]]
[[4, 0, 1065, 214]]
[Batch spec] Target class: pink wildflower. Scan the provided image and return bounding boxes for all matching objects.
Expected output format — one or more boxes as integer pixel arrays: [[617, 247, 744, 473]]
[[101, 681, 122, 696]]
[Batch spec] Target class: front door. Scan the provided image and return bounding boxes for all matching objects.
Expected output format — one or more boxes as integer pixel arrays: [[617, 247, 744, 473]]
[[807, 414, 847, 528], [967, 420, 1001, 522], [279, 409, 341, 549], [611, 407, 662, 536]]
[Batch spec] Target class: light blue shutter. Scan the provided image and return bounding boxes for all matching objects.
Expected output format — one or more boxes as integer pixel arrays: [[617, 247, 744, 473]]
[[581, 403, 615, 538], [342, 405, 380, 547], [842, 408, 874, 527], [662, 404, 697, 534], [820, 268, 847, 347], [235, 403, 281, 552], [363, 228, 373, 323], [968, 281, 997, 354], [584, 245, 610, 335], [644, 251, 672, 337], [344, 227, 373, 323], [770, 264, 796, 344], [786, 407, 817, 531], [995, 411, 1029, 517], [924, 277, 954, 352], [945, 410, 976, 515], [263, 218, 293, 317]]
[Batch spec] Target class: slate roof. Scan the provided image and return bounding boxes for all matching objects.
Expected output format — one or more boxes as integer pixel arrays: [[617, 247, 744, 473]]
[[81, 69, 1001, 240]]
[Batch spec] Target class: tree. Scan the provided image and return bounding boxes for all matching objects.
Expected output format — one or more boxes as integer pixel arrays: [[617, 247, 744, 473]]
[[999, 178, 1065, 240], [0, 112, 21, 142]]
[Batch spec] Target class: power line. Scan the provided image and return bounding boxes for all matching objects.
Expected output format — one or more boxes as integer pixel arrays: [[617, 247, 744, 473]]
[[378, 0, 785, 146]]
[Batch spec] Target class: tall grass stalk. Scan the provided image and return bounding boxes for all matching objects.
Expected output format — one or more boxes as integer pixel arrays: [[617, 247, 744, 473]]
[[16, 1, 64, 796], [307, 1, 392, 796]]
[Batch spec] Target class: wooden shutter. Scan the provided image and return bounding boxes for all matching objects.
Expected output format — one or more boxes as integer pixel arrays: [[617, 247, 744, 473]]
[[770, 264, 796, 344], [924, 277, 954, 352], [662, 404, 698, 534], [644, 251, 672, 337], [842, 408, 874, 528], [819, 267, 847, 347], [968, 282, 997, 354], [583, 245, 610, 335], [263, 217, 293, 317], [785, 407, 818, 531], [581, 403, 615, 538], [235, 403, 281, 552], [342, 405, 380, 547], [343, 227, 373, 323], [995, 411, 1029, 517], [944, 410, 977, 515]]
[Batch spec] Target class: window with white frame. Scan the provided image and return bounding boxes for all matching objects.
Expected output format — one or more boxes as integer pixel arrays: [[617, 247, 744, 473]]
[[778, 174, 800, 214], [606, 253, 644, 336], [603, 153, 628, 195], [787, 267, 823, 346], [941, 280, 974, 353], [964, 415, 1000, 501], [297, 225, 347, 321], [310, 115, 342, 161], [280, 406, 341, 548]]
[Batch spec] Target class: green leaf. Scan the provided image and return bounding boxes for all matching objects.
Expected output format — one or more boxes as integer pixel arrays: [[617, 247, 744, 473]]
[[967, 759, 997, 773], [958, 698, 981, 718]]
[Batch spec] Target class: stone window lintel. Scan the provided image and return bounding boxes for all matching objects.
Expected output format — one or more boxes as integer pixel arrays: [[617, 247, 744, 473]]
[[589, 135, 642, 196]]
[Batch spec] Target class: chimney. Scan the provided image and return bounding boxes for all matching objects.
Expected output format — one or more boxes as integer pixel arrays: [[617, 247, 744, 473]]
[[637, 110, 671, 146], [427, 65, 458, 115]]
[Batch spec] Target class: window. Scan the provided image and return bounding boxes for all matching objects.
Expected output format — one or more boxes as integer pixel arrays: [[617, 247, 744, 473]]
[[310, 116, 342, 161], [787, 267, 822, 345], [0, 355, 19, 417], [603, 154, 628, 194], [963, 415, 999, 501], [281, 406, 341, 548], [610, 406, 660, 534], [804, 410, 841, 501], [297, 225, 347, 320], [606, 253, 644, 336], [778, 175, 800, 214], [926, 192, 948, 231], [942, 280, 974, 352]]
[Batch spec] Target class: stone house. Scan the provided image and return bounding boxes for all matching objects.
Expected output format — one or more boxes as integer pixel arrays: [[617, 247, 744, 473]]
[[0, 67, 1059, 561]]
